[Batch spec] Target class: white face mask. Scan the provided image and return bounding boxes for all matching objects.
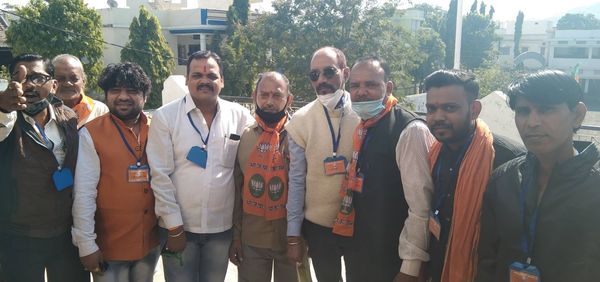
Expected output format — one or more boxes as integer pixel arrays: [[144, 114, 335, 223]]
[[317, 89, 345, 110], [352, 97, 385, 120]]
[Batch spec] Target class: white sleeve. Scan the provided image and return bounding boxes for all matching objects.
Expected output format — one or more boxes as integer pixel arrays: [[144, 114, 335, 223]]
[[147, 110, 183, 229], [71, 127, 101, 257], [0, 111, 17, 142], [396, 120, 435, 276]]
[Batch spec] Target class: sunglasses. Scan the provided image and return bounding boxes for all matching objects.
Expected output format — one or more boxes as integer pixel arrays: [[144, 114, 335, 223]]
[[309, 66, 339, 82]]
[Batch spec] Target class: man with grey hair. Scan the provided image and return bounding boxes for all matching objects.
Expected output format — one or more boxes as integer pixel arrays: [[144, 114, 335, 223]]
[[52, 54, 108, 128]]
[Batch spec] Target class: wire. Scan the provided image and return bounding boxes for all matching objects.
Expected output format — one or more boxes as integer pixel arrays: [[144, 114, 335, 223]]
[[0, 8, 188, 62]]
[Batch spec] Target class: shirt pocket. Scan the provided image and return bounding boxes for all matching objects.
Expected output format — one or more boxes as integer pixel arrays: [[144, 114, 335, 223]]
[[221, 136, 240, 168]]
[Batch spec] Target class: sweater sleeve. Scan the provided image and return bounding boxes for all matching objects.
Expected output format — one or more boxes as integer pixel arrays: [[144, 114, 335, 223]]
[[475, 177, 500, 282]]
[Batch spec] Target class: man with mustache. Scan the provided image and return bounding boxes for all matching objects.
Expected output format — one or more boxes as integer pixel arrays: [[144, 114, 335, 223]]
[[147, 50, 253, 281], [339, 56, 435, 282], [0, 54, 88, 281], [229, 71, 310, 281], [477, 70, 600, 282], [52, 54, 109, 128], [285, 46, 360, 281], [424, 70, 524, 282], [71, 62, 160, 281]]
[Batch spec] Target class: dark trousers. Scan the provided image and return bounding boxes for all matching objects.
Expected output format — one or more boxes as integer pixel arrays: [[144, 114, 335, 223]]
[[0, 231, 89, 282]]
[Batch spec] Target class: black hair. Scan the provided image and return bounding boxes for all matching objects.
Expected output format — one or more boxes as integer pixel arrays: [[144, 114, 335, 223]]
[[186, 50, 223, 77], [9, 53, 54, 76], [424, 69, 479, 101], [353, 55, 391, 81], [313, 46, 348, 69], [98, 62, 151, 97], [507, 70, 583, 110]]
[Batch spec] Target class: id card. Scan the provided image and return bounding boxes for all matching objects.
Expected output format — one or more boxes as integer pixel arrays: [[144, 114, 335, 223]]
[[323, 156, 348, 176], [53, 168, 74, 191], [428, 211, 441, 241], [509, 262, 541, 282], [348, 174, 364, 193], [128, 164, 150, 183], [187, 146, 208, 168]]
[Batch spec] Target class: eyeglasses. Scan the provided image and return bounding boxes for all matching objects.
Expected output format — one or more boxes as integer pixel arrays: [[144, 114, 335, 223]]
[[13, 74, 53, 86], [309, 66, 339, 82]]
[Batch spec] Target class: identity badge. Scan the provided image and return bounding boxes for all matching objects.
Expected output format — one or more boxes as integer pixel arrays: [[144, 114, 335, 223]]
[[323, 156, 348, 176], [52, 167, 74, 191], [187, 146, 208, 168], [509, 262, 540, 282], [128, 164, 150, 183], [428, 211, 442, 241], [348, 174, 364, 193]]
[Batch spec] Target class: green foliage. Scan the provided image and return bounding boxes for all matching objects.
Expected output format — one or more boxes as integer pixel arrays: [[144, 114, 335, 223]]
[[411, 28, 445, 86], [479, 2, 486, 15], [413, 3, 447, 34], [473, 64, 522, 97], [0, 66, 9, 80], [470, 0, 478, 14], [556, 13, 600, 30], [120, 6, 175, 109], [443, 0, 457, 68], [6, 0, 104, 96], [461, 3, 499, 69], [488, 6, 495, 18], [514, 11, 524, 59]]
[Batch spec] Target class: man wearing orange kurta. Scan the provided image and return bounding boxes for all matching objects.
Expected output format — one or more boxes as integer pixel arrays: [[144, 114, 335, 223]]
[[72, 62, 159, 281]]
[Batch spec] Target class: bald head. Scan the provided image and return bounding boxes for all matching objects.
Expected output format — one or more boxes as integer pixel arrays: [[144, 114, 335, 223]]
[[254, 71, 292, 114], [311, 46, 347, 69], [52, 54, 87, 106]]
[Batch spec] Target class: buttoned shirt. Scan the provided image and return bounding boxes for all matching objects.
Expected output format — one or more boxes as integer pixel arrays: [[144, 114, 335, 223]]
[[147, 93, 254, 234]]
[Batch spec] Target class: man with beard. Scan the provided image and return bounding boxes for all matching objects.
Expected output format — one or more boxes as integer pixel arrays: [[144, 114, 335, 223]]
[[52, 54, 109, 128], [71, 62, 159, 281], [0, 54, 88, 281], [229, 71, 310, 281], [285, 46, 361, 281], [147, 50, 253, 281], [337, 56, 435, 282], [423, 70, 524, 282], [477, 70, 600, 282]]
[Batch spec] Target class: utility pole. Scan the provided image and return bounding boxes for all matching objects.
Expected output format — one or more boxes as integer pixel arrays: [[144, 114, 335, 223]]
[[453, 0, 463, 69]]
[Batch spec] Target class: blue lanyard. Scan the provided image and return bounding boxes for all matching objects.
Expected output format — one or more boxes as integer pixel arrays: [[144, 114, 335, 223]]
[[110, 116, 145, 166], [187, 112, 210, 148], [432, 134, 473, 214], [34, 123, 54, 150], [323, 105, 344, 157], [519, 166, 539, 265]]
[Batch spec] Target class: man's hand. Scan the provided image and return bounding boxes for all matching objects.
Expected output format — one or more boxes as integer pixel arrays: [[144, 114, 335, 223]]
[[0, 65, 27, 113], [286, 236, 303, 264], [80, 250, 103, 273], [166, 226, 187, 253], [393, 272, 419, 282], [228, 239, 243, 265]]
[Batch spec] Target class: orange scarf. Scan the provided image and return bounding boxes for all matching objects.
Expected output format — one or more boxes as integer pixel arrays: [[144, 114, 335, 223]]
[[72, 94, 95, 127], [429, 119, 494, 282], [242, 114, 289, 220], [332, 95, 398, 237]]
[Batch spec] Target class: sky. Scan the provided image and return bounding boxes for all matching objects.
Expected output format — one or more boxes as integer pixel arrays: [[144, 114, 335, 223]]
[[3, 0, 600, 22]]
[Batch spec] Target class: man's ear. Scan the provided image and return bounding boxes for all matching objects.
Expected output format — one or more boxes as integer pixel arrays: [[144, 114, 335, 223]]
[[471, 100, 482, 120], [573, 102, 587, 130], [286, 93, 294, 109], [342, 67, 350, 82], [386, 81, 394, 95]]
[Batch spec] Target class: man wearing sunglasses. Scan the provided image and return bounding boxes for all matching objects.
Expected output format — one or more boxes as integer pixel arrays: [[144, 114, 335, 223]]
[[0, 53, 88, 281], [285, 46, 361, 281], [52, 54, 109, 128]]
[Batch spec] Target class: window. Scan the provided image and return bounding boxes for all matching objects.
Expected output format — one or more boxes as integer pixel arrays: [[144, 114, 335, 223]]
[[553, 47, 589, 59], [592, 48, 600, 59], [188, 44, 201, 56], [499, 47, 510, 55], [177, 45, 186, 65], [521, 47, 529, 52], [558, 40, 569, 44], [540, 47, 546, 55], [576, 41, 587, 44]]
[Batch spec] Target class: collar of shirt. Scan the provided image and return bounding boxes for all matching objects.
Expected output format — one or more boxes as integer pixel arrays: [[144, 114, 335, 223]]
[[184, 92, 222, 115], [23, 104, 58, 129]]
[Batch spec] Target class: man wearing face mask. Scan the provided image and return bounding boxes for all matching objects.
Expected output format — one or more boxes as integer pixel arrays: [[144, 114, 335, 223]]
[[229, 72, 310, 281], [0, 54, 88, 281], [52, 54, 109, 128], [285, 46, 360, 281], [339, 56, 435, 282]]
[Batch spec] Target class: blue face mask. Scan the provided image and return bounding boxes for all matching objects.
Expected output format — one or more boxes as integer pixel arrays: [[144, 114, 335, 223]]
[[352, 97, 385, 120]]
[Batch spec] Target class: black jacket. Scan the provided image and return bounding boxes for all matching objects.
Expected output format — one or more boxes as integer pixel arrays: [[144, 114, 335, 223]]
[[476, 141, 600, 282]]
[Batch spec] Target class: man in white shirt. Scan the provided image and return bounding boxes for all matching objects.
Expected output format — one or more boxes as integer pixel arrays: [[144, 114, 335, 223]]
[[52, 54, 109, 128], [147, 50, 253, 282]]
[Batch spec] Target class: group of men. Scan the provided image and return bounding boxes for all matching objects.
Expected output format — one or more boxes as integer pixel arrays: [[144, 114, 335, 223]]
[[0, 45, 598, 282]]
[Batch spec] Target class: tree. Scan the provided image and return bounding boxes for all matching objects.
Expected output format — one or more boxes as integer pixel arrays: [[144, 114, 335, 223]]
[[413, 3, 447, 34], [411, 28, 445, 88], [514, 11, 524, 58], [6, 0, 104, 96], [479, 1, 486, 15], [470, 0, 478, 14], [444, 0, 458, 68], [473, 64, 521, 97], [121, 6, 175, 109], [459, 0, 499, 70], [488, 6, 495, 18], [556, 13, 600, 30], [225, 0, 249, 34]]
